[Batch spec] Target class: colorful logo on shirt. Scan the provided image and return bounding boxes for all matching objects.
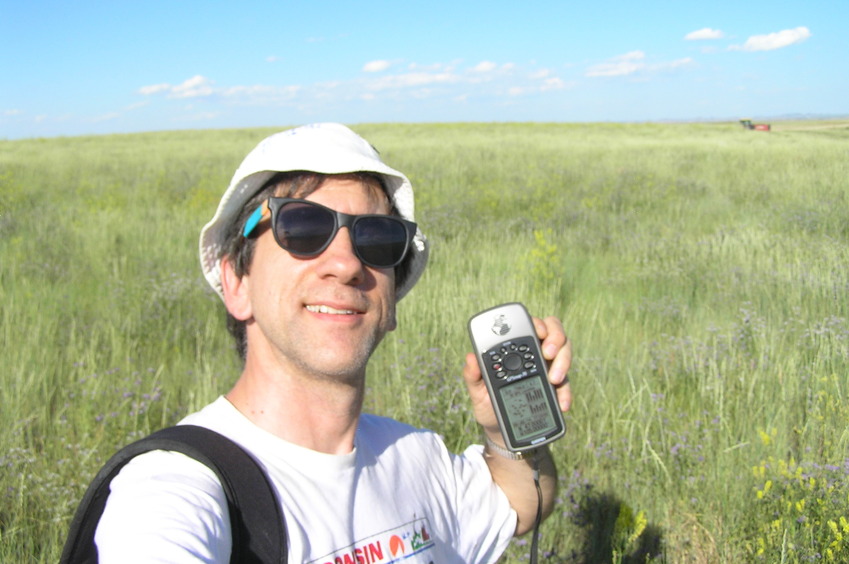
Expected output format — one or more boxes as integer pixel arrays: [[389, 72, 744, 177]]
[[312, 518, 435, 564]]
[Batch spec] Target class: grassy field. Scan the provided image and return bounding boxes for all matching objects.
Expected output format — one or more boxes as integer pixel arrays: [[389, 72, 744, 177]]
[[2, 121, 848, 562]]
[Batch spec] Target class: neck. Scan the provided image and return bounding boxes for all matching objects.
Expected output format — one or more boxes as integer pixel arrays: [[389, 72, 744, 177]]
[[226, 354, 365, 455]]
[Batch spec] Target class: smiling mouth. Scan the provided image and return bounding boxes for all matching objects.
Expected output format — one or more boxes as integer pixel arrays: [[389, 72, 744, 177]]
[[305, 304, 359, 315]]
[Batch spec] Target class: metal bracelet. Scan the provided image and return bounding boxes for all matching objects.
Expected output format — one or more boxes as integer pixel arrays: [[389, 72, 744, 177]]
[[484, 435, 534, 461]]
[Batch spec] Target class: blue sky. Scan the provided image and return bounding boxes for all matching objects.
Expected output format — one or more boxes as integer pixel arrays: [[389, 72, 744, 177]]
[[2, 0, 846, 139]]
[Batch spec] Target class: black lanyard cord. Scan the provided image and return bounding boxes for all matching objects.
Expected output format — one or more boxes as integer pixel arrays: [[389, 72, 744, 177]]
[[529, 450, 543, 564]]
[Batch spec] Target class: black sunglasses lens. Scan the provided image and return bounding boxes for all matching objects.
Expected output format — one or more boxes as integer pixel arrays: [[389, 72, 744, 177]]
[[353, 217, 409, 267], [275, 202, 335, 255]]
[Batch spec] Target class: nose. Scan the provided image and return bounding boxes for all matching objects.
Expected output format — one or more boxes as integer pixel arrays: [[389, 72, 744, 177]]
[[315, 226, 365, 285]]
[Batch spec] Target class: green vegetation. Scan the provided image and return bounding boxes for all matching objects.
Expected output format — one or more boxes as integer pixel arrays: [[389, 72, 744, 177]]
[[2, 122, 848, 562]]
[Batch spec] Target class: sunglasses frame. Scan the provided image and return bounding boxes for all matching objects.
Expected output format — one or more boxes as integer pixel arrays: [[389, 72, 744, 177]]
[[242, 197, 417, 269]]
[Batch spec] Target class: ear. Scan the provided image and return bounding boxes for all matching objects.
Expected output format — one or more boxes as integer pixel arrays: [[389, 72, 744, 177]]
[[220, 256, 252, 321]]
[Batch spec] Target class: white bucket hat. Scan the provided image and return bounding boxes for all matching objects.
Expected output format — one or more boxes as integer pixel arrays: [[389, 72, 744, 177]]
[[199, 123, 429, 301]]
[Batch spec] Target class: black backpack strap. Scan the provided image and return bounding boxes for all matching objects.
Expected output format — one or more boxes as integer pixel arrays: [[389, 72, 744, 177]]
[[60, 425, 287, 564]]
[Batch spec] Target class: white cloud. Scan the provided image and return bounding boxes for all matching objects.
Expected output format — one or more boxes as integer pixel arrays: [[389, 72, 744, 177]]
[[363, 60, 391, 72], [357, 60, 568, 99], [472, 61, 498, 72], [138, 83, 171, 95], [354, 59, 559, 100], [171, 75, 214, 98], [657, 57, 695, 71], [541, 77, 566, 91], [266, 56, 280, 63], [221, 84, 301, 105], [586, 51, 646, 77], [586, 52, 694, 78], [138, 75, 304, 107], [138, 76, 214, 98], [129, 58, 568, 113], [4, 109, 22, 116], [685, 28, 724, 40], [365, 71, 459, 91], [731, 26, 811, 52], [408, 62, 452, 72]]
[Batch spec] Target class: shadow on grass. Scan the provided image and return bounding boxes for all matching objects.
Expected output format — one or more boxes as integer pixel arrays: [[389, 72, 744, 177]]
[[565, 491, 664, 563]]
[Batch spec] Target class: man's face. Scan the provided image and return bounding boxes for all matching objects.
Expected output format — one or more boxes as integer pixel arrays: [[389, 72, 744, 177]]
[[229, 177, 398, 383]]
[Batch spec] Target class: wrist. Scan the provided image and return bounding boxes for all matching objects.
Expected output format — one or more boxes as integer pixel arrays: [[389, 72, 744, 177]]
[[483, 434, 536, 461]]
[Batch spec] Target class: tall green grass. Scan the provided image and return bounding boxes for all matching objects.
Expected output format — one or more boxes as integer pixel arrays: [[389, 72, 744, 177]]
[[2, 122, 848, 562]]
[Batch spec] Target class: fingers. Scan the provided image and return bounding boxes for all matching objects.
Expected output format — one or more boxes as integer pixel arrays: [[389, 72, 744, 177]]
[[533, 316, 570, 379], [533, 316, 565, 356], [555, 375, 572, 413], [462, 352, 482, 385], [532, 315, 573, 412], [463, 352, 500, 431]]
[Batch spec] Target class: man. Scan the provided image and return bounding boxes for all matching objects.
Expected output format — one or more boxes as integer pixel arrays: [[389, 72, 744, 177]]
[[95, 123, 572, 562]]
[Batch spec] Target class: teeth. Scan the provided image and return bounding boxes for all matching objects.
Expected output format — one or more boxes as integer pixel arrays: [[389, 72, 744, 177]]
[[306, 304, 356, 315]]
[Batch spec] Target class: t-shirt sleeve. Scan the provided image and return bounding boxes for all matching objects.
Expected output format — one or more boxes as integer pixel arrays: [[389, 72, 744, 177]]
[[449, 443, 517, 563], [94, 450, 232, 563]]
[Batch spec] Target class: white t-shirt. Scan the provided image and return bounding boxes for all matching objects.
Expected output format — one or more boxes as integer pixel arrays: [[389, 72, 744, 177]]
[[95, 397, 516, 563]]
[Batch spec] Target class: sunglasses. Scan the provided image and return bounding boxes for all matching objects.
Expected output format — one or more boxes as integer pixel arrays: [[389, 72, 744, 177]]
[[242, 198, 417, 269]]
